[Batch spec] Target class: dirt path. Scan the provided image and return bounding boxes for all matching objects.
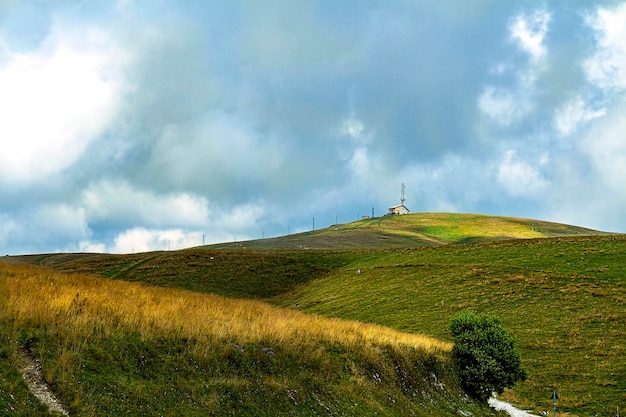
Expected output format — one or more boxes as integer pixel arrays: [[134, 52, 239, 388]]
[[16, 347, 69, 416]]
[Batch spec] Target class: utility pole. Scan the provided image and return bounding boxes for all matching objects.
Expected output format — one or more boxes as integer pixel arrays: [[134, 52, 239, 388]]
[[202, 234, 205, 245]]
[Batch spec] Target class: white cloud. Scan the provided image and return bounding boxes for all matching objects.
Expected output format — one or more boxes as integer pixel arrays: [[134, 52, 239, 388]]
[[554, 96, 606, 137], [478, 86, 525, 126], [478, 9, 551, 127], [340, 114, 366, 141], [584, 3, 626, 91], [348, 147, 371, 178], [101, 202, 265, 254], [580, 98, 626, 193], [543, 135, 626, 233], [0, 22, 125, 185], [214, 203, 266, 233], [489, 63, 508, 76], [146, 112, 286, 193], [497, 150, 549, 198], [71, 198, 266, 254], [240, 1, 350, 73], [77, 240, 107, 254], [336, 112, 383, 183], [393, 154, 502, 215], [109, 227, 188, 254], [35, 204, 91, 239], [510, 9, 551, 90], [78, 180, 267, 253], [0, 204, 92, 254], [82, 181, 209, 228], [510, 9, 551, 64], [541, 3, 626, 233]]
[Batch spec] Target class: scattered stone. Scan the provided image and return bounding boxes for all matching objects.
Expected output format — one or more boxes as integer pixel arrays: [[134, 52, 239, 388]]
[[260, 347, 275, 356], [16, 347, 69, 416]]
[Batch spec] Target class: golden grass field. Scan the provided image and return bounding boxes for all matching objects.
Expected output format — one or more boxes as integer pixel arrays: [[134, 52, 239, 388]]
[[2, 261, 476, 416], [1, 262, 450, 360]]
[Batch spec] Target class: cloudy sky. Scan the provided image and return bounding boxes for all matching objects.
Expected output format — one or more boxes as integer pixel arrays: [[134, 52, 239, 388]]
[[1, 0, 626, 254]]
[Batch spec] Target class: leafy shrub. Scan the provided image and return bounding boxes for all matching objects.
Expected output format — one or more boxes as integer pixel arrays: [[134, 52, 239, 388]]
[[449, 311, 527, 402]]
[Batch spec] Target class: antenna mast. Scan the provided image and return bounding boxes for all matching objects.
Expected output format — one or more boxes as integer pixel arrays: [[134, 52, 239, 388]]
[[401, 183, 406, 206]]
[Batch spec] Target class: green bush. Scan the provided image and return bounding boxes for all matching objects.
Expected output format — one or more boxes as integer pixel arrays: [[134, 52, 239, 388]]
[[449, 311, 527, 402]]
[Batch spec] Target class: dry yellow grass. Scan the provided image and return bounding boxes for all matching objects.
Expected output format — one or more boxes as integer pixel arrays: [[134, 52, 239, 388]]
[[0, 262, 450, 358]]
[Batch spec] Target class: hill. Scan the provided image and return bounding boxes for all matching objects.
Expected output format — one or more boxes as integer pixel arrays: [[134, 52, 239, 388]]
[[205, 212, 614, 249], [0, 262, 497, 417], [280, 235, 626, 416], [3, 213, 623, 416]]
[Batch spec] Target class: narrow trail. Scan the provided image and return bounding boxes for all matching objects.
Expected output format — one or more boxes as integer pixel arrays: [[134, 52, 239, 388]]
[[16, 347, 69, 416]]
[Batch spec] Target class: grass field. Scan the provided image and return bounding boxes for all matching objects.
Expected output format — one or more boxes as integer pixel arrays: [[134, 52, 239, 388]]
[[277, 235, 626, 417], [3, 213, 623, 416], [0, 262, 499, 416], [204, 212, 614, 249]]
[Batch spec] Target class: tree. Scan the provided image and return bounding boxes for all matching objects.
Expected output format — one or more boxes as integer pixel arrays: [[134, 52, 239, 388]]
[[449, 311, 527, 402]]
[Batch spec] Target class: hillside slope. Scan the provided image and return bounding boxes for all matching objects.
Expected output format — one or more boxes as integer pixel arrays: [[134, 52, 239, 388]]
[[278, 235, 626, 417], [206, 212, 613, 250], [5, 213, 622, 416], [0, 262, 501, 417], [11, 235, 625, 416]]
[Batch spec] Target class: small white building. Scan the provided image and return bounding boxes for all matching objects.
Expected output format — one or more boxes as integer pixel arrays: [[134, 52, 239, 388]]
[[388, 204, 410, 215], [388, 183, 410, 215]]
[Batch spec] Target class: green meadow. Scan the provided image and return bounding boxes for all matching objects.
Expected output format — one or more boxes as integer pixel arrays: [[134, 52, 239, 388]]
[[2, 213, 624, 416]]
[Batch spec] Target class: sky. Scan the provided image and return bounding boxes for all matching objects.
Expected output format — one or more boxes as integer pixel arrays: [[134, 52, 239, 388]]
[[1, 0, 626, 255]]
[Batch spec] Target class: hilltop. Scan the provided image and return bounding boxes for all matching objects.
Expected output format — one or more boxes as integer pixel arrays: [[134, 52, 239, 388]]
[[205, 212, 613, 250]]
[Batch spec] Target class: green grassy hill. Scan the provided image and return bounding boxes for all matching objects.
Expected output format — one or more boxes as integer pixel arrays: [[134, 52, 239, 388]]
[[206, 212, 613, 249], [3, 213, 623, 416], [281, 235, 626, 416]]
